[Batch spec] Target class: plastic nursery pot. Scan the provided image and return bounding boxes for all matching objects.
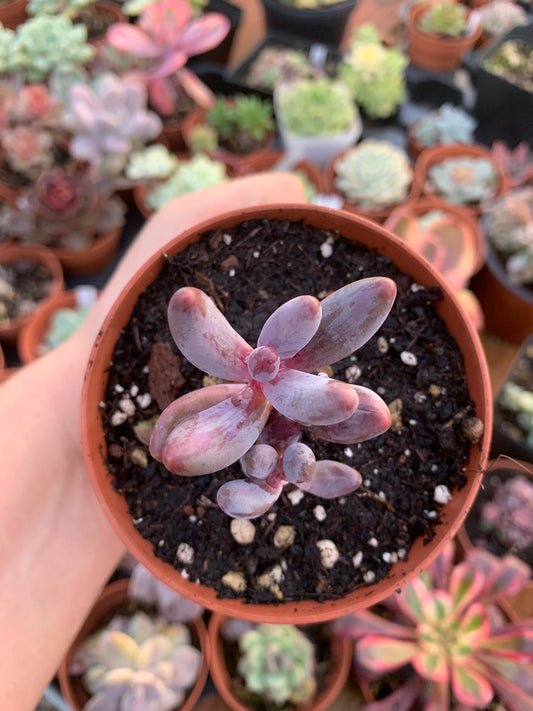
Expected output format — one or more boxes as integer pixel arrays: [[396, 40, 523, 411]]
[[413, 142, 509, 218], [406, 2, 482, 72], [259, 0, 358, 47], [86, 1, 127, 46], [456, 457, 533, 620], [207, 612, 353, 711], [0, 0, 27, 30], [82, 204, 492, 624], [240, 150, 327, 195], [50, 225, 123, 277], [58, 579, 210, 711], [0, 243, 64, 343]]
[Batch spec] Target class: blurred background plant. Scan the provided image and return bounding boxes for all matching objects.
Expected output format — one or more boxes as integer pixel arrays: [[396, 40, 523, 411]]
[[410, 103, 477, 150]]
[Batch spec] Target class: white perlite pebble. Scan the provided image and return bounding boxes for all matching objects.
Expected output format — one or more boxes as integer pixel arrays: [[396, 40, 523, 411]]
[[320, 241, 333, 258], [230, 518, 256, 545], [287, 489, 305, 506], [176, 542, 194, 564], [317, 539, 339, 568], [273, 525, 295, 549], [114, 384, 124, 393], [434, 485, 452, 504], [368, 537, 378, 548], [352, 551, 363, 568], [129, 384, 139, 397], [136, 393, 152, 409], [222, 571, 246, 592], [400, 351, 418, 366], [223, 233, 232, 245], [344, 447, 353, 458], [377, 336, 389, 354], [118, 397, 136, 416], [363, 570, 376, 583], [111, 410, 128, 426], [345, 364, 362, 383], [258, 564, 284, 587], [313, 505, 327, 522]]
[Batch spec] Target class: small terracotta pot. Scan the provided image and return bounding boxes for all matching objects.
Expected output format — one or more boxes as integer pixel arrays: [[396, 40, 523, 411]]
[[323, 150, 420, 224], [58, 579, 210, 711], [81, 204, 492, 623], [50, 226, 123, 276], [0, 0, 27, 29], [457, 458, 533, 620], [413, 142, 509, 217], [241, 150, 327, 194], [0, 244, 64, 342], [406, 3, 482, 72], [87, 1, 127, 47], [208, 612, 353, 711]]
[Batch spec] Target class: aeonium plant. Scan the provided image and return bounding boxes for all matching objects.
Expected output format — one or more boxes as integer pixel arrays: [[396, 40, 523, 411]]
[[149, 277, 397, 519]]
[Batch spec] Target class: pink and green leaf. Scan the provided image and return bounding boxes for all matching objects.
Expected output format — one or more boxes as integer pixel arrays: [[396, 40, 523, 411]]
[[455, 603, 490, 653], [257, 294, 321, 359], [356, 635, 419, 673], [451, 664, 494, 708], [427, 541, 456, 591], [477, 653, 533, 711], [217, 477, 282, 519], [466, 548, 532, 604], [240, 444, 278, 481], [334, 609, 417, 641], [412, 647, 449, 683], [106, 24, 160, 58], [177, 13, 231, 56], [478, 624, 533, 660], [396, 576, 433, 624], [282, 442, 315, 484], [449, 561, 485, 614]]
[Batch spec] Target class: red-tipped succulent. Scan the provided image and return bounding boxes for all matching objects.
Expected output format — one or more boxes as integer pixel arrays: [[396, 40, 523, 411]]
[[150, 278, 397, 519]]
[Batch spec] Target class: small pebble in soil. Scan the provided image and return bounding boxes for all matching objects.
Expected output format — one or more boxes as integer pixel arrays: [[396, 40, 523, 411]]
[[287, 489, 305, 505], [273, 525, 295, 549], [434, 484, 452, 504], [222, 571, 246, 592], [317, 539, 339, 568], [230, 518, 256, 545], [176, 542, 194, 564], [400, 351, 418, 366], [313, 505, 327, 522], [353, 551, 363, 567]]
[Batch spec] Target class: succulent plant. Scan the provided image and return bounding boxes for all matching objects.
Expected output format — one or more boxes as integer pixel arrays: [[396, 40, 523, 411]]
[[145, 154, 228, 211], [1, 126, 56, 178], [204, 94, 275, 153], [188, 123, 218, 154], [70, 610, 203, 711], [477, 0, 528, 38], [500, 382, 533, 448], [337, 23, 408, 120], [279, 0, 348, 5], [26, 0, 97, 16], [245, 46, 317, 90], [105, 0, 230, 115], [335, 541, 533, 711], [12, 14, 95, 82], [125, 143, 180, 181], [0, 25, 24, 75], [122, 0, 207, 16], [149, 277, 395, 518], [237, 623, 317, 707], [492, 140, 533, 189], [41, 295, 96, 354], [483, 39, 533, 93], [411, 103, 477, 148], [129, 562, 205, 623], [276, 78, 357, 136], [333, 139, 413, 211], [63, 72, 162, 177], [427, 155, 500, 206], [480, 474, 533, 551], [417, 0, 470, 38]]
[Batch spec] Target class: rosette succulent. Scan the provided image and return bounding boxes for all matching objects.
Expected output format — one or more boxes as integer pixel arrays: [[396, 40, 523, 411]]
[[333, 138, 413, 210], [480, 474, 533, 552], [427, 156, 500, 206], [149, 277, 396, 518], [411, 104, 477, 149], [418, 0, 469, 38]]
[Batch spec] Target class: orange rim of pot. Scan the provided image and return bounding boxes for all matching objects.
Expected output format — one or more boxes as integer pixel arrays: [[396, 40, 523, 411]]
[[81, 204, 492, 623]]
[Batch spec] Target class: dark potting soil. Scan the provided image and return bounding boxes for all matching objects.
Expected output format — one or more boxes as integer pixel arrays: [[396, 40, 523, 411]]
[[102, 217, 479, 605], [0, 259, 54, 324]]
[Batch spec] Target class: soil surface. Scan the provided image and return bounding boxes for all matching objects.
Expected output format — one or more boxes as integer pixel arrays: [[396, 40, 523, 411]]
[[102, 217, 478, 605], [0, 259, 54, 325]]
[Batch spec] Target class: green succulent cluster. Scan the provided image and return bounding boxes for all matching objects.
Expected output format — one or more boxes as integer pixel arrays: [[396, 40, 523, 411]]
[[428, 156, 500, 205], [125, 144, 180, 182], [27, 0, 96, 17], [207, 95, 275, 144], [237, 623, 317, 707], [277, 78, 356, 136], [334, 138, 413, 210], [412, 103, 477, 148], [418, 1, 469, 38], [338, 23, 408, 119]]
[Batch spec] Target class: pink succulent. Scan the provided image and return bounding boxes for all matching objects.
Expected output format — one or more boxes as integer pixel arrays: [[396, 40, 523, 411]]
[[105, 0, 230, 115], [150, 278, 396, 518], [2, 126, 54, 177], [16, 84, 61, 125]]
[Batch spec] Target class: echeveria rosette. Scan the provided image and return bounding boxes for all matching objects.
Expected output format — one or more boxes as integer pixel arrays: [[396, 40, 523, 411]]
[[150, 277, 397, 519]]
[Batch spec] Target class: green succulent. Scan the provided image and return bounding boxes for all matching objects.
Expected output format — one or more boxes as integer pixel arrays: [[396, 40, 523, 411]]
[[42, 304, 92, 353], [334, 138, 413, 210], [125, 144, 180, 181], [246, 47, 315, 90], [0, 25, 23, 75], [146, 154, 228, 211], [412, 103, 477, 148], [70, 610, 202, 711], [122, 0, 207, 16], [276, 78, 356, 136], [208, 95, 275, 143], [238, 624, 317, 707], [428, 156, 500, 205], [27, 0, 96, 16], [188, 124, 219, 154], [418, 1, 469, 38], [337, 23, 408, 119]]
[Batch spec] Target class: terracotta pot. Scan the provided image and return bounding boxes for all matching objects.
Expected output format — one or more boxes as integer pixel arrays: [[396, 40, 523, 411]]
[[0, 244, 64, 343], [323, 151, 420, 224], [457, 458, 533, 620], [241, 150, 327, 194], [81, 204, 492, 623], [86, 1, 127, 46], [58, 579, 210, 711], [413, 142, 509, 217], [406, 3, 482, 72], [50, 226, 123, 276], [0, 0, 27, 29], [208, 612, 353, 711]]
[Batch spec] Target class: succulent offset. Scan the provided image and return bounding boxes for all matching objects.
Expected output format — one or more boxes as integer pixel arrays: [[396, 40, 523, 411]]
[[335, 541, 533, 711], [149, 278, 396, 518], [70, 610, 202, 711], [237, 623, 317, 706]]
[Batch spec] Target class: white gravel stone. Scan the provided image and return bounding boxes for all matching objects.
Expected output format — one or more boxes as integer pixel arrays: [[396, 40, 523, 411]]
[[352, 551, 363, 568], [400, 351, 418, 366], [434, 484, 452, 504], [273, 525, 295, 549], [110, 410, 128, 426], [317, 539, 339, 568], [222, 571, 246, 592], [118, 397, 136, 416], [363, 570, 376, 583], [230, 518, 256, 545], [176, 542, 194, 564], [287, 489, 305, 506], [313, 505, 327, 522], [136, 393, 152, 409]]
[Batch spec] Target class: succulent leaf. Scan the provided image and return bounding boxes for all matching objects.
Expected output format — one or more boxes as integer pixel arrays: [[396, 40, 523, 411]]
[[282, 442, 315, 484], [451, 664, 494, 708], [217, 478, 282, 519], [240, 444, 279, 480], [411, 648, 448, 683], [465, 548, 532, 603], [257, 295, 321, 359], [356, 635, 419, 673], [297, 460, 362, 498]]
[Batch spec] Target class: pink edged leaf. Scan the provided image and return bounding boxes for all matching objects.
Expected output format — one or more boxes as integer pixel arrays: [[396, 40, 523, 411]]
[[240, 444, 278, 481], [282, 442, 315, 484], [465, 548, 531, 604], [355, 677, 422, 711], [423, 682, 451, 711], [106, 24, 160, 58], [308, 384, 391, 443], [479, 624, 533, 660], [456, 603, 490, 654], [148, 77, 177, 116], [262, 370, 358, 426], [411, 648, 449, 683], [449, 561, 486, 614], [257, 295, 321, 359], [177, 67, 216, 110], [150, 383, 244, 461], [160, 386, 271, 475], [334, 609, 417, 641], [217, 477, 282, 519], [139, 0, 191, 44], [356, 635, 419, 674], [451, 665, 494, 708], [297, 460, 361, 498], [149, 51, 187, 80], [177, 14, 231, 56], [427, 541, 456, 592], [477, 653, 533, 711], [396, 576, 433, 625], [284, 277, 397, 372], [259, 410, 302, 450], [168, 287, 252, 381]]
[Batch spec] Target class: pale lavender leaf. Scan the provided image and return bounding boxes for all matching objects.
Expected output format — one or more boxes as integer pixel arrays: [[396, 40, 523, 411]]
[[298, 460, 362, 498], [257, 295, 321, 359], [284, 277, 397, 372], [308, 385, 391, 444], [150, 383, 243, 461], [168, 287, 252, 381], [246, 346, 280, 382], [262, 370, 358, 426], [240, 444, 278, 480], [283, 443, 315, 484], [177, 14, 231, 56], [259, 410, 302, 450], [217, 478, 282, 519], [159, 386, 271, 476]]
